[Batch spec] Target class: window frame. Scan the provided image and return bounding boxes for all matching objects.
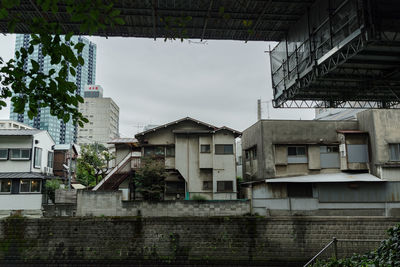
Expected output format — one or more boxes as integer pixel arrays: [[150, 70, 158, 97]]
[[389, 143, 400, 162], [166, 146, 175, 157], [0, 149, 8, 160], [47, 151, 54, 168], [287, 146, 307, 156], [215, 144, 234, 155], [0, 179, 12, 193], [217, 181, 234, 192], [10, 148, 31, 160], [200, 144, 211, 153], [34, 147, 42, 168], [19, 179, 42, 193]]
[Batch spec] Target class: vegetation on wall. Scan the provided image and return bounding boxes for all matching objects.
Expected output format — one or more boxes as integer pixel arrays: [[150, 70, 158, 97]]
[[45, 179, 61, 203], [313, 224, 400, 267], [133, 158, 166, 201]]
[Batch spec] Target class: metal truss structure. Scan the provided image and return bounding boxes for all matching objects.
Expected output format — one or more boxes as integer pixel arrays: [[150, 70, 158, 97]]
[[271, 0, 400, 109], [0, 0, 314, 42]]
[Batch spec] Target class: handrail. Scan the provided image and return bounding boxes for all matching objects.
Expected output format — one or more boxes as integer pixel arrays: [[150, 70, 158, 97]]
[[304, 237, 337, 267], [304, 237, 382, 266], [93, 152, 133, 191]]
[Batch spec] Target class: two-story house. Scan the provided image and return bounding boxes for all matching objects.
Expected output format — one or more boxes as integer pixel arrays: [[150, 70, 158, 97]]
[[94, 117, 241, 200], [241, 110, 400, 216], [0, 129, 55, 217]]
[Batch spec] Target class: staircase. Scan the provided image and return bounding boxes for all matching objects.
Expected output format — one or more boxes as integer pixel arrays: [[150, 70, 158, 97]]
[[93, 152, 140, 191]]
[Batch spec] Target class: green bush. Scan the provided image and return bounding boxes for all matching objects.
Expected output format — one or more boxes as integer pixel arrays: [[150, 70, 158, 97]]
[[312, 224, 400, 266], [45, 179, 61, 203]]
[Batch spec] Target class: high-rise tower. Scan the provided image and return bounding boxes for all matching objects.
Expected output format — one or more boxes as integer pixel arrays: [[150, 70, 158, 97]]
[[10, 34, 96, 144]]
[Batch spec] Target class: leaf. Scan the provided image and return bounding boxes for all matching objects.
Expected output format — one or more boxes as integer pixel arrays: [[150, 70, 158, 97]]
[[65, 31, 73, 41], [114, 17, 125, 25], [31, 59, 40, 72], [0, 8, 8, 19]]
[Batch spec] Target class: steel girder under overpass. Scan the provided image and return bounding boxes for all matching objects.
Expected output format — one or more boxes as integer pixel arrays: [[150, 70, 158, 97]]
[[0, 0, 314, 41], [270, 0, 400, 109]]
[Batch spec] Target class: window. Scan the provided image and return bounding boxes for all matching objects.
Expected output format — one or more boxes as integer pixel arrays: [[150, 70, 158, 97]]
[[47, 151, 54, 168], [144, 146, 165, 157], [203, 181, 213, 190], [288, 146, 306, 156], [217, 181, 233, 192], [389, 144, 400, 161], [0, 180, 11, 193], [200, 144, 211, 153], [10, 149, 31, 160], [20, 179, 41, 193], [287, 146, 308, 164], [166, 147, 175, 157], [215, 144, 233, 155], [287, 183, 313, 198], [34, 147, 42, 168], [0, 149, 8, 160]]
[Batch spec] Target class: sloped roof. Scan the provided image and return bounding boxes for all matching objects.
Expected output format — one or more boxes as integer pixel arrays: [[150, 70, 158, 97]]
[[0, 129, 42, 136], [135, 117, 241, 137], [108, 138, 139, 144], [0, 172, 48, 179]]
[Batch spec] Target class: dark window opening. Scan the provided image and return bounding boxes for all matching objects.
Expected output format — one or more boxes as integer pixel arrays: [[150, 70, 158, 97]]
[[287, 183, 313, 198], [217, 181, 233, 192]]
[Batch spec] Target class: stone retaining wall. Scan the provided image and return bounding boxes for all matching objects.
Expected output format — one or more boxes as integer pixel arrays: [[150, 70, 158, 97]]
[[0, 217, 398, 265]]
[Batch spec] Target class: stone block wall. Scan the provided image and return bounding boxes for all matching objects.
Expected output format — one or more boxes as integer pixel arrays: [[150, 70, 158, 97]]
[[0, 217, 398, 265], [76, 191, 250, 217]]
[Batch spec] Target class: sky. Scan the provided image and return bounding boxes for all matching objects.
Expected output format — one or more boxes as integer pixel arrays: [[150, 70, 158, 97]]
[[0, 34, 314, 137]]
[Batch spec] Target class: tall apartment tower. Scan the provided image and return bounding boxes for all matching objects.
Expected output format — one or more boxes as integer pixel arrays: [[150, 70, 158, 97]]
[[77, 85, 119, 145], [10, 34, 97, 144]]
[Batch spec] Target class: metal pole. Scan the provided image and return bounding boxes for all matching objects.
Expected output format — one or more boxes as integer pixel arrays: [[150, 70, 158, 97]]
[[257, 99, 262, 121], [67, 156, 72, 190], [333, 237, 338, 259]]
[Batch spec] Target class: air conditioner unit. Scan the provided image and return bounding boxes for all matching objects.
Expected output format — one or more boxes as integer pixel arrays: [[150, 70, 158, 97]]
[[44, 167, 53, 176]]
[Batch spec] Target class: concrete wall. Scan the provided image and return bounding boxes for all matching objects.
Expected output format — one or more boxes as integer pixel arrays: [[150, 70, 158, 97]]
[[76, 191, 249, 217], [242, 120, 359, 180], [0, 217, 397, 265], [0, 194, 42, 217], [358, 110, 400, 179], [251, 181, 400, 216]]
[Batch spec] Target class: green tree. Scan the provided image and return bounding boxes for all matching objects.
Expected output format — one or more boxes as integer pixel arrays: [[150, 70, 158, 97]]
[[0, 0, 124, 126], [76, 144, 115, 186], [133, 158, 166, 201], [45, 179, 61, 203]]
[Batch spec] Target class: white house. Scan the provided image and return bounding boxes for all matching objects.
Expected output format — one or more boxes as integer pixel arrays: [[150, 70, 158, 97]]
[[0, 129, 55, 217]]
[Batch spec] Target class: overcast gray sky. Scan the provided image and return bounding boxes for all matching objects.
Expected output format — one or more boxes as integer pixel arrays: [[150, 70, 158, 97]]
[[0, 34, 314, 136]]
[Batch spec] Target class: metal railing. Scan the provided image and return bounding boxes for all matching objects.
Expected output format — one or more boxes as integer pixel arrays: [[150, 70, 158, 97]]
[[304, 237, 382, 266]]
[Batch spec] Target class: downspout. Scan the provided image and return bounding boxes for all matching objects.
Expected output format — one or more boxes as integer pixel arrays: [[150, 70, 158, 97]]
[[186, 135, 190, 200], [259, 120, 265, 178]]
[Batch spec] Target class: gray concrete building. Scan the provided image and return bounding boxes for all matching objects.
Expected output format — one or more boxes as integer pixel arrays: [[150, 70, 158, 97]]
[[77, 85, 119, 145], [241, 109, 400, 216]]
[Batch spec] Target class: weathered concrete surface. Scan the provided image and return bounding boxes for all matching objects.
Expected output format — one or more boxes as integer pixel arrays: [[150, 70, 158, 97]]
[[77, 191, 250, 217], [0, 217, 397, 266]]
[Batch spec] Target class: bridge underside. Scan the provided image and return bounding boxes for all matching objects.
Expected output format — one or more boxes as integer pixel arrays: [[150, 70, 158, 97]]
[[0, 0, 314, 41], [271, 0, 400, 109]]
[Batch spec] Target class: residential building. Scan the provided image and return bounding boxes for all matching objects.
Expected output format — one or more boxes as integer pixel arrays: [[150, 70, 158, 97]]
[[0, 120, 33, 130], [53, 144, 79, 183], [77, 85, 119, 145], [10, 34, 96, 144], [241, 110, 400, 216], [0, 129, 55, 217], [94, 117, 241, 200]]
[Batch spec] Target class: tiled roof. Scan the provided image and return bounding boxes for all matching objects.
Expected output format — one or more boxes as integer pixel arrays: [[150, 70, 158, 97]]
[[0, 172, 48, 179]]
